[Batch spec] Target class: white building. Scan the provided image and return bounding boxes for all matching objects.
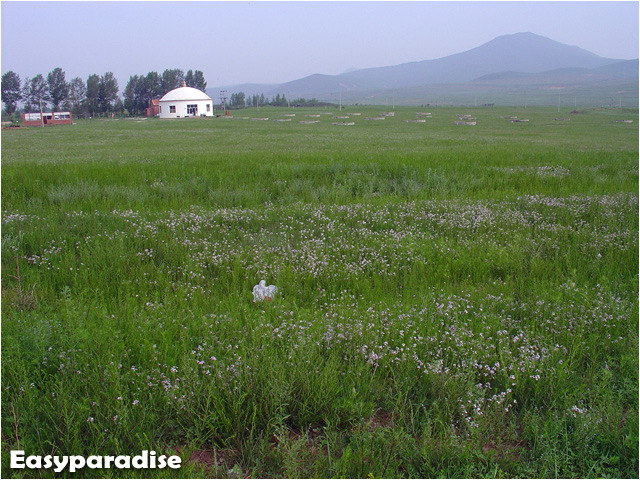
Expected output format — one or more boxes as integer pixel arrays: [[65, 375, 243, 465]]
[[158, 81, 213, 118]]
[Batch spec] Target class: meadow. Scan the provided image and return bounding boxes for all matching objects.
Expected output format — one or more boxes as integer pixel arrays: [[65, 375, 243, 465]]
[[1, 105, 638, 478]]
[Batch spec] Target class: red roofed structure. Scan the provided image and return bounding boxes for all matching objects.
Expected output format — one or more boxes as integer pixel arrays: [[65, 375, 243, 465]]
[[145, 99, 160, 117]]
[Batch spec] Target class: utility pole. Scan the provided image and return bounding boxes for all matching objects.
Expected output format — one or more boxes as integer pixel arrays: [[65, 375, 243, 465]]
[[39, 98, 44, 127], [219, 90, 227, 114], [557, 93, 560, 113]]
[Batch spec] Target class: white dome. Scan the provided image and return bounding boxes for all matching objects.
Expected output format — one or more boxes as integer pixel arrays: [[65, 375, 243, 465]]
[[160, 86, 211, 102]]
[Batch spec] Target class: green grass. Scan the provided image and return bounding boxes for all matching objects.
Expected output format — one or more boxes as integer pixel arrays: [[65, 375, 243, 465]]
[[2, 106, 638, 478]]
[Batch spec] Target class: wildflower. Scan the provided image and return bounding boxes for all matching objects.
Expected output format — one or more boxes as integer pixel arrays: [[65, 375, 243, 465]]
[[570, 405, 588, 417]]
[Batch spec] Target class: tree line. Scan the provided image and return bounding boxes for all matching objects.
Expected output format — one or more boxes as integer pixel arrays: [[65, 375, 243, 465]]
[[2, 67, 336, 119], [1, 68, 207, 118], [123, 69, 206, 116], [228, 92, 333, 109]]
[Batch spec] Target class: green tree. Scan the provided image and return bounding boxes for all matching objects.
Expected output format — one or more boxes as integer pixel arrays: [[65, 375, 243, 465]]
[[68, 77, 86, 116], [272, 93, 287, 107], [113, 97, 124, 115], [184, 69, 194, 87], [134, 74, 149, 114], [46, 67, 69, 111], [184, 69, 206, 91], [145, 71, 163, 99], [193, 70, 207, 91], [23, 74, 50, 113], [230, 92, 245, 108], [161, 69, 184, 92], [86, 74, 100, 116], [98, 72, 119, 113], [1, 71, 22, 115], [248, 94, 261, 107], [123, 75, 140, 115], [126, 72, 163, 115]]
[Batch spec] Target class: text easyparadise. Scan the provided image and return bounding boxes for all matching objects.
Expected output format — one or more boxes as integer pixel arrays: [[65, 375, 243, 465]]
[[10, 450, 182, 473]]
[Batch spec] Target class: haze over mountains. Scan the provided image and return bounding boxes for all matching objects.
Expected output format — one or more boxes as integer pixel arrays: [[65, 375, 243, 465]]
[[208, 32, 638, 106]]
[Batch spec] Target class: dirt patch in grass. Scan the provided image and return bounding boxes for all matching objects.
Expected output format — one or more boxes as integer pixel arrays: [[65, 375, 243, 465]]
[[367, 409, 395, 430], [175, 445, 243, 476], [482, 425, 529, 462]]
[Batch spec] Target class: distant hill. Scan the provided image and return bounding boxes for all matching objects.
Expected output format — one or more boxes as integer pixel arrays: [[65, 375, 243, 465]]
[[208, 32, 637, 106], [335, 32, 619, 91], [472, 59, 639, 86], [591, 59, 639, 78]]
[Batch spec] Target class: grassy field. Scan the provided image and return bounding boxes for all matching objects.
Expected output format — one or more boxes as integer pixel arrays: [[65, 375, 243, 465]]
[[1, 106, 638, 478]]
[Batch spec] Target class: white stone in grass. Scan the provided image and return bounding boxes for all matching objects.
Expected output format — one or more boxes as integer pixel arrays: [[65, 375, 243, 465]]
[[253, 280, 277, 302]]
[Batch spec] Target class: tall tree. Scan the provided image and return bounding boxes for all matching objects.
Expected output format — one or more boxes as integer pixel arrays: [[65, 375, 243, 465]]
[[86, 74, 100, 116], [23, 74, 50, 113], [47, 67, 69, 111], [144, 71, 163, 99], [230, 92, 245, 108], [133, 74, 149, 114], [98, 72, 118, 113], [193, 70, 207, 91], [161, 69, 184, 92], [1, 71, 22, 115], [113, 97, 124, 116], [68, 77, 86, 116], [184, 69, 194, 87], [123, 75, 140, 115]]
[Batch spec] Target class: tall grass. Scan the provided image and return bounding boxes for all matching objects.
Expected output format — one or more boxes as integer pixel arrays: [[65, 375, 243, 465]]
[[2, 106, 638, 478]]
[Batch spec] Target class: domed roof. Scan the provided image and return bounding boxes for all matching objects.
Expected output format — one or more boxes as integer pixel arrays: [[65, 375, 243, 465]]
[[160, 83, 211, 102]]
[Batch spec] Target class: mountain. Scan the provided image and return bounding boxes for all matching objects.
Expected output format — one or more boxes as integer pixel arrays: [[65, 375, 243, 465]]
[[472, 59, 639, 86], [336, 32, 619, 91], [591, 59, 639, 78], [207, 32, 636, 106]]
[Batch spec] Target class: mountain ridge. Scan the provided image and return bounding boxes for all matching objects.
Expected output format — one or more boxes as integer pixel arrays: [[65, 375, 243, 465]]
[[206, 32, 637, 105]]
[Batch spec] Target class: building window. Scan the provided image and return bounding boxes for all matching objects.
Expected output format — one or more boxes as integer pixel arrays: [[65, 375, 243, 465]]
[[169, 106, 176, 113], [187, 104, 198, 115], [159, 105, 162, 113], [206, 104, 210, 112]]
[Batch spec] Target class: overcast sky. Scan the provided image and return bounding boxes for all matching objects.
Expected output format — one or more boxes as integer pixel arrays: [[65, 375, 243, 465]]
[[2, 1, 638, 89]]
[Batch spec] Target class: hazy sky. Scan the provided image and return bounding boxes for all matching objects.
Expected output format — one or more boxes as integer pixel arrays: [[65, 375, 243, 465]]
[[2, 1, 638, 88]]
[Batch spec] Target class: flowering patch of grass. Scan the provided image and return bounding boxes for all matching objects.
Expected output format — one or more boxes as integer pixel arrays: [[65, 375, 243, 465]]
[[2, 106, 638, 478]]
